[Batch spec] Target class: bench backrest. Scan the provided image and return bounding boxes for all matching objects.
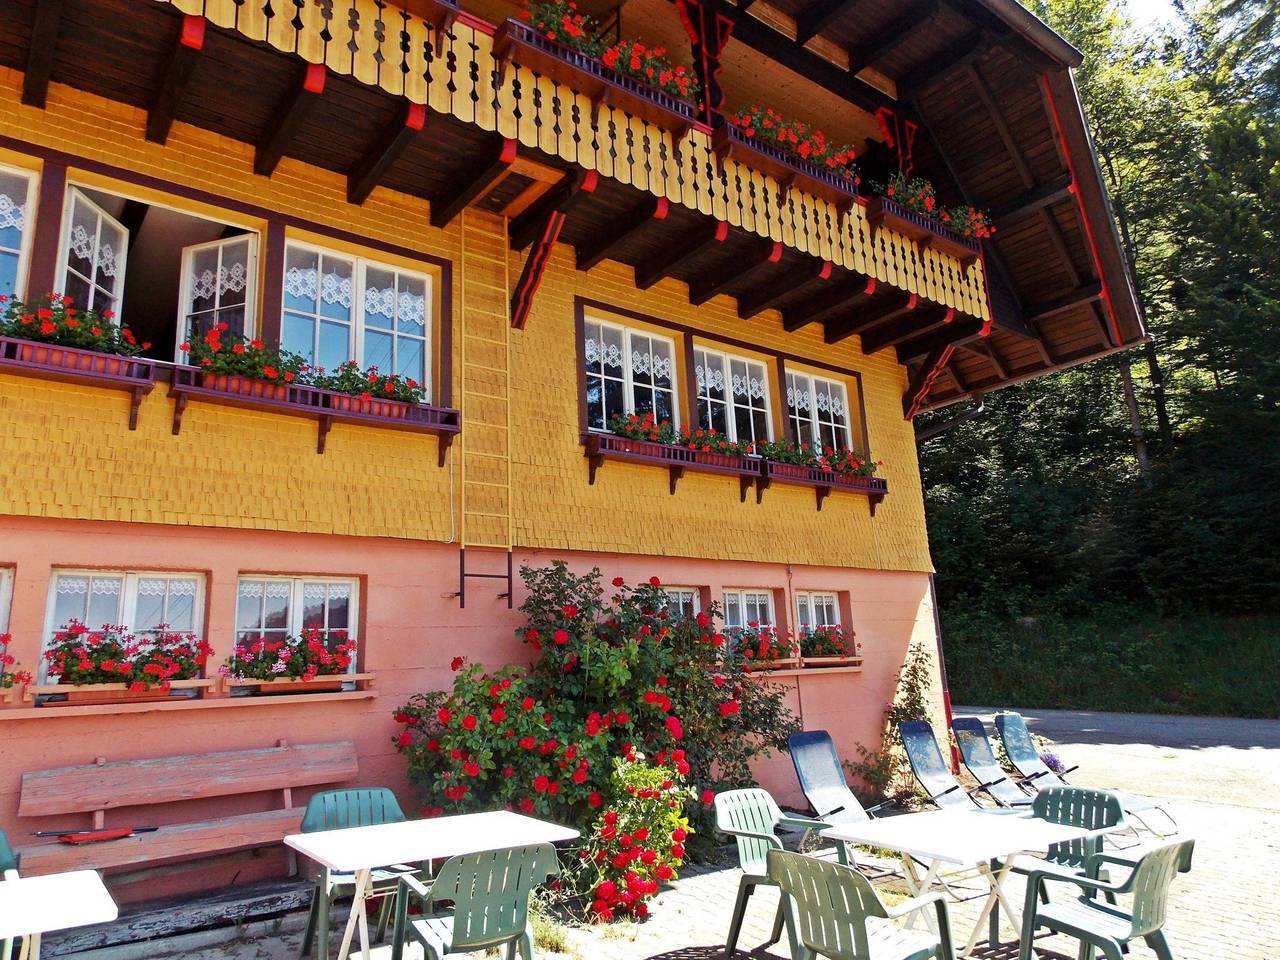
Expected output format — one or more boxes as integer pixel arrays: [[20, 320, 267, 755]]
[[19, 741, 358, 817]]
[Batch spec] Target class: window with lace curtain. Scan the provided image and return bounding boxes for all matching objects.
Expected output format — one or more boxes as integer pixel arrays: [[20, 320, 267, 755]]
[[582, 316, 678, 430], [58, 188, 127, 316], [281, 240, 432, 396], [0, 165, 35, 299], [795, 591, 840, 629], [694, 347, 772, 445], [663, 587, 700, 619], [42, 570, 205, 677], [235, 576, 357, 662], [786, 371, 853, 451], [0, 567, 12, 633]]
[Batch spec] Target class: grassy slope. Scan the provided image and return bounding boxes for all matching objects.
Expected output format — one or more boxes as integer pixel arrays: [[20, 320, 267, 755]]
[[941, 609, 1280, 718]]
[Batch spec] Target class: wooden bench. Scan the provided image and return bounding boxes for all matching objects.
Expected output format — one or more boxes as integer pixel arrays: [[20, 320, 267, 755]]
[[15, 740, 358, 876]]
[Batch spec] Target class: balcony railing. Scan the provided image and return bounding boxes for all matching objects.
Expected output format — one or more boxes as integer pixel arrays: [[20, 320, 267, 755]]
[[159, 0, 991, 321]]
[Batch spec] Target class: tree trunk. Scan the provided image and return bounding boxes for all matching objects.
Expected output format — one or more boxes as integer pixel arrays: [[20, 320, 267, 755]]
[[1120, 359, 1153, 484]]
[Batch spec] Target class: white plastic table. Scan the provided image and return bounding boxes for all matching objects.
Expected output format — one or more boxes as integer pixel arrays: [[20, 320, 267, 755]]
[[0, 869, 119, 960], [285, 810, 580, 960], [823, 809, 1114, 957]]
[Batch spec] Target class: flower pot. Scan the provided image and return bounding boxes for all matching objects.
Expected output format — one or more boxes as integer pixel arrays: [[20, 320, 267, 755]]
[[16, 341, 131, 376], [711, 123, 862, 210], [802, 656, 861, 669], [328, 393, 409, 419], [692, 449, 750, 469], [740, 658, 797, 672], [44, 684, 176, 706], [865, 196, 979, 266], [246, 677, 347, 694], [203, 373, 290, 401]]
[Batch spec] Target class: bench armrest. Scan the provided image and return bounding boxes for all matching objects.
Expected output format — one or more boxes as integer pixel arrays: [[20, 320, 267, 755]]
[[720, 827, 783, 849], [778, 816, 828, 832], [884, 892, 953, 956], [884, 891, 945, 920]]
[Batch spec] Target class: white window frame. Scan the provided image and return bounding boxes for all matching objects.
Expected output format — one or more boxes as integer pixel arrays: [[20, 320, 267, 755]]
[[795, 591, 841, 630], [280, 239, 433, 397], [694, 346, 773, 446], [57, 186, 129, 318], [583, 315, 680, 431], [0, 567, 13, 633], [41, 569, 207, 679], [722, 588, 775, 629], [234, 575, 360, 670], [175, 235, 259, 360], [663, 586, 701, 619], [0, 164, 37, 300], [786, 370, 854, 450]]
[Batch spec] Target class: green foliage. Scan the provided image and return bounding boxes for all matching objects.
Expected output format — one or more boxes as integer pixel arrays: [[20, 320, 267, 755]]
[[845, 642, 932, 804], [2, 292, 144, 355], [392, 562, 798, 914], [921, 0, 1280, 719]]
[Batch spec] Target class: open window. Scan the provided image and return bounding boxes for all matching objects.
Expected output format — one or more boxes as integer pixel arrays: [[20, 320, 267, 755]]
[[55, 182, 258, 359]]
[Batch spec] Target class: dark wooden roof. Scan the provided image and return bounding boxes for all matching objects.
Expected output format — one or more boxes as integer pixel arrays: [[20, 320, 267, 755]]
[[711, 0, 1146, 412]]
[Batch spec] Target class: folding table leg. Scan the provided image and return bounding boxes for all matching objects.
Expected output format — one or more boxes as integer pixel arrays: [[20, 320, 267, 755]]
[[335, 869, 372, 960], [902, 858, 942, 933], [964, 861, 1020, 958]]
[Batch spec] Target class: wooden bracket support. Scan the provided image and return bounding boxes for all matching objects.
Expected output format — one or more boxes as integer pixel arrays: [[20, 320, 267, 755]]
[[316, 414, 333, 454], [171, 391, 188, 435], [146, 15, 206, 144]]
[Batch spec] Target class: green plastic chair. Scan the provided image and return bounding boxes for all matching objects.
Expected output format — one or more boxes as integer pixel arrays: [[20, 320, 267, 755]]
[[986, 787, 1126, 948], [389, 843, 558, 960], [714, 788, 833, 957], [1019, 837, 1195, 960], [768, 848, 954, 960], [299, 788, 415, 960]]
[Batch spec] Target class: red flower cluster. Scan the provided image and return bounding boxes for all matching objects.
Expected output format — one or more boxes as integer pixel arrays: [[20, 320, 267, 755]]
[[799, 624, 859, 659], [879, 172, 995, 242], [0, 633, 33, 689], [520, 0, 605, 56], [0, 292, 145, 357], [181, 323, 305, 385], [601, 40, 700, 104], [727, 105, 859, 180], [44, 620, 212, 691], [227, 627, 356, 682]]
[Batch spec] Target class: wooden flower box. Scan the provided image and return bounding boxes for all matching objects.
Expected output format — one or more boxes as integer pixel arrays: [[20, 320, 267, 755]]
[[759, 460, 889, 515], [801, 656, 864, 669], [711, 123, 863, 212], [740, 656, 799, 672], [0, 336, 157, 429], [169, 366, 460, 460], [865, 196, 980, 267], [28, 678, 215, 707], [225, 673, 375, 695], [584, 433, 764, 500], [493, 19, 698, 141], [0, 685, 23, 705]]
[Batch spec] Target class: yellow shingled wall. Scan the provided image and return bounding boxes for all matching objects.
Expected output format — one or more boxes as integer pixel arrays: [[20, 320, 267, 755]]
[[0, 73, 932, 572]]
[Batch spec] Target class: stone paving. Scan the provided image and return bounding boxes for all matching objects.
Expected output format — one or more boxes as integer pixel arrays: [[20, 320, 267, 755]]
[[150, 708, 1278, 960]]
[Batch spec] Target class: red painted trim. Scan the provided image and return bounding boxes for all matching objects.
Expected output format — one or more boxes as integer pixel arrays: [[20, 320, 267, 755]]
[[653, 197, 670, 221], [180, 15, 206, 50], [1040, 72, 1121, 346], [905, 292, 918, 310], [499, 138, 519, 163], [456, 10, 496, 36], [405, 103, 426, 131], [303, 63, 326, 95], [864, 277, 877, 296], [713, 220, 729, 242], [511, 211, 565, 329], [942, 307, 955, 324], [766, 241, 783, 263], [582, 170, 599, 193], [904, 343, 954, 419], [818, 260, 833, 281]]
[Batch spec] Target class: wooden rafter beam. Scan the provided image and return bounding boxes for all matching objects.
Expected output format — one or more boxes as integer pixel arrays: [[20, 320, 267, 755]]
[[898, 30, 987, 97], [896, 315, 986, 364], [795, 0, 858, 46], [903, 344, 957, 418], [957, 339, 1010, 379], [946, 359, 969, 392], [737, 258, 832, 319], [689, 240, 783, 306], [509, 169, 598, 251], [347, 102, 426, 205], [861, 305, 953, 354], [823, 290, 916, 344], [575, 195, 668, 271], [847, 0, 939, 76], [254, 63, 326, 177], [146, 15, 205, 144], [966, 62, 1035, 190], [22, 0, 65, 108], [1025, 281, 1102, 324], [429, 137, 518, 229], [782, 274, 876, 331], [511, 209, 569, 330], [991, 174, 1073, 228], [634, 219, 729, 290]]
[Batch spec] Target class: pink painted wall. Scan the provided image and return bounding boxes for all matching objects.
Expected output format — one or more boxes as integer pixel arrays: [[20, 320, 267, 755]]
[[0, 516, 940, 898]]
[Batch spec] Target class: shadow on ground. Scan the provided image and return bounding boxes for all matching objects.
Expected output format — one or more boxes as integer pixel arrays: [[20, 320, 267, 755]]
[[633, 942, 1074, 960]]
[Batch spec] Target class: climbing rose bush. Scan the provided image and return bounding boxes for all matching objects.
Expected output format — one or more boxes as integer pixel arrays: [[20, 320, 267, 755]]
[[392, 562, 798, 918]]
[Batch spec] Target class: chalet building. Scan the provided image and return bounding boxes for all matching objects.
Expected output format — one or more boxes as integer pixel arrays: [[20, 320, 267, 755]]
[[0, 0, 1141, 896]]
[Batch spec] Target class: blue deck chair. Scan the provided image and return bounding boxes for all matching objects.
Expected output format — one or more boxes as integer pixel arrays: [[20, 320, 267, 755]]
[[994, 712, 1178, 836], [788, 731, 896, 878], [950, 717, 1034, 808], [898, 720, 985, 809]]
